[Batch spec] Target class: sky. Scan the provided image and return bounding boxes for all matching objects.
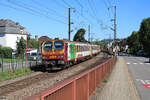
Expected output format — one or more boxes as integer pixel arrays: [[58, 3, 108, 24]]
[[0, 0, 150, 41]]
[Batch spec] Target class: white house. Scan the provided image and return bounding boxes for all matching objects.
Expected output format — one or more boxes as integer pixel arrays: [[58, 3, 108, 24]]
[[0, 19, 27, 50]]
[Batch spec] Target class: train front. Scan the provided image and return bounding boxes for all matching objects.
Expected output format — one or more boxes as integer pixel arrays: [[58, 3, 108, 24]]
[[42, 40, 65, 65]]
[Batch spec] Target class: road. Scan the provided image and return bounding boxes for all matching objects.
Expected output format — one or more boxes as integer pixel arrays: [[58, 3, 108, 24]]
[[124, 55, 150, 100]]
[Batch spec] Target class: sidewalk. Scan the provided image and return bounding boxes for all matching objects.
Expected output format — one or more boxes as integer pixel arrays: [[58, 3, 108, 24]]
[[91, 57, 141, 100]]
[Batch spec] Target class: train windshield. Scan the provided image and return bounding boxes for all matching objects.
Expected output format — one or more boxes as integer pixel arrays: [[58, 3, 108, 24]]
[[44, 42, 52, 50], [54, 41, 64, 50]]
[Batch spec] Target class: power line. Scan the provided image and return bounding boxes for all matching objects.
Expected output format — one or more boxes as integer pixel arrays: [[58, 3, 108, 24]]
[[32, 0, 68, 19], [61, 0, 73, 8], [75, 0, 83, 16], [50, 0, 68, 9], [0, 2, 37, 16], [7, 0, 67, 24], [60, 0, 93, 24], [87, 0, 102, 23], [106, 0, 112, 7], [75, 0, 83, 7]]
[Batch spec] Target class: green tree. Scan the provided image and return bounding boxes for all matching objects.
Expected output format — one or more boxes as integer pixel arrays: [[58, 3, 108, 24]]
[[73, 28, 87, 42], [27, 39, 39, 49], [16, 37, 26, 57], [127, 31, 142, 55], [94, 41, 105, 49], [138, 18, 150, 56]]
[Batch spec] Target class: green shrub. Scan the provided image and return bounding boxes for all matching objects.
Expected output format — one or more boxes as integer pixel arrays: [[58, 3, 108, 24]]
[[0, 45, 13, 58]]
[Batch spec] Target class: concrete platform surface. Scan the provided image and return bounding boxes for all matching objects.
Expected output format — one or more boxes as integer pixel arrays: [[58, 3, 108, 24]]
[[90, 57, 141, 100]]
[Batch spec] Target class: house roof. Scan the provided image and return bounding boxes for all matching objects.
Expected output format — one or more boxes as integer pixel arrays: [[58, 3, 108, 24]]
[[0, 19, 25, 29], [0, 19, 26, 34], [38, 36, 51, 43]]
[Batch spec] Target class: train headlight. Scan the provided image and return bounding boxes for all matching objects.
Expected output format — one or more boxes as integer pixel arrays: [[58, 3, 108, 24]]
[[42, 56, 47, 59]]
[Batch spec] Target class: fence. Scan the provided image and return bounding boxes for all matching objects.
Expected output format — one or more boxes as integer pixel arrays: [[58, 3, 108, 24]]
[[0, 56, 42, 72], [24, 56, 117, 100]]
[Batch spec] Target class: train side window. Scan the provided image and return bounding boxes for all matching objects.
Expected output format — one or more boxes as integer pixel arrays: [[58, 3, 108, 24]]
[[72, 45, 74, 52], [79, 46, 80, 52]]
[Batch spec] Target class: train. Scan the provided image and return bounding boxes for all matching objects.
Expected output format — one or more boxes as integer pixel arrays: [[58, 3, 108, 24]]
[[41, 39, 100, 69]]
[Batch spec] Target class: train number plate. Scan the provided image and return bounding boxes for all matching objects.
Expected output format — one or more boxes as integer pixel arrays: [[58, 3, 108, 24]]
[[49, 56, 56, 58]]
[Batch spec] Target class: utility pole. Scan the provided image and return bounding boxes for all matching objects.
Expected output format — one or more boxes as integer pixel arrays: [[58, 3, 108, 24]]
[[68, 8, 71, 41], [88, 24, 90, 42], [114, 6, 117, 42], [113, 6, 117, 55]]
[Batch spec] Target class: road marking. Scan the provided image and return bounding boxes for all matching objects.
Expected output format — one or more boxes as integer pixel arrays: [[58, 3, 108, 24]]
[[146, 63, 150, 65], [127, 63, 130, 65], [140, 63, 143, 64], [136, 79, 150, 90], [133, 63, 137, 64], [142, 84, 150, 90]]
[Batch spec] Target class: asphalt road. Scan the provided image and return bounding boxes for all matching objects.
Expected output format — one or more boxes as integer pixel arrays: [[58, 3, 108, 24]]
[[124, 55, 150, 100]]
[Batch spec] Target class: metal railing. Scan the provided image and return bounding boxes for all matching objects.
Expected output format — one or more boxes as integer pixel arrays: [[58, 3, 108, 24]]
[[24, 56, 116, 100], [0, 56, 42, 72]]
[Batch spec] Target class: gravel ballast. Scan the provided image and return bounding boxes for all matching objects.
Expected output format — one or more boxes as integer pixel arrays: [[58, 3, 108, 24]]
[[0, 53, 108, 100]]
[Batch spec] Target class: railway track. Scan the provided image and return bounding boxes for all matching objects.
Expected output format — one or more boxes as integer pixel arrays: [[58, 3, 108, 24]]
[[0, 73, 56, 96], [0, 53, 110, 100]]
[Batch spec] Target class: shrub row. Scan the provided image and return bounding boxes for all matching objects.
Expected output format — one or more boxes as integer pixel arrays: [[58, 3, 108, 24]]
[[0, 45, 13, 58]]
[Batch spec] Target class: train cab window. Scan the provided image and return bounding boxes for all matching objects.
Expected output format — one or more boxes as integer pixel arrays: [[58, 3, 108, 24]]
[[54, 41, 64, 50], [44, 42, 52, 51]]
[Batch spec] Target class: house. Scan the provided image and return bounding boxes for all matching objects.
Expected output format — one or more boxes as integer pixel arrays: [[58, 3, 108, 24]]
[[0, 19, 27, 50], [38, 36, 51, 43], [38, 36, 51, 51]]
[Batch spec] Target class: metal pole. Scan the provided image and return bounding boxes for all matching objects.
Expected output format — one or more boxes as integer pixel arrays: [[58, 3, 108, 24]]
[[1, 55, 3, 72], [68, 8, 71, 41], [114, 6, 117, 44], [88, 24, 90, 42], [24, 32, 28, 65]]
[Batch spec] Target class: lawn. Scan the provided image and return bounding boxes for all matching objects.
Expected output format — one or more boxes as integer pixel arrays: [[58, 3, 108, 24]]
[[0, 67, 34, 82]]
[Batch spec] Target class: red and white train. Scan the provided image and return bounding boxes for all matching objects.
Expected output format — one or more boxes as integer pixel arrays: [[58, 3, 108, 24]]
[[41, 39, 100, 69]]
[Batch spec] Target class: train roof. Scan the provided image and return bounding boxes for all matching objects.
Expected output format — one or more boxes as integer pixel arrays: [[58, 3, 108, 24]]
[[43, 39, 99, 46]]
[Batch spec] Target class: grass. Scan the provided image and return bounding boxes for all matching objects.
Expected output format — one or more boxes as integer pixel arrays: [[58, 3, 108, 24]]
[[0, 68, 34, 82], [103, 79, 108, 83], [1, 58, 25, 63]]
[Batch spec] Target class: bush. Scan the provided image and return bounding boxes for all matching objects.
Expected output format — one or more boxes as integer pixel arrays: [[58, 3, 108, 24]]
[[0, 45, 13, 58]]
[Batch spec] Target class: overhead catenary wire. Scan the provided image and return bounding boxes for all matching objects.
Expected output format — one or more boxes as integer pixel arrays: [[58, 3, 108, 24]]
[[0, 2, 38, 16], [61, 0, 94, 24], [31, 0, 68, 19], [87, 0, 100, 22], [49, 0, 68, 9], [61, 0, 73, 8], [74, 0, 83, 15], [7, 0, 67, 24]]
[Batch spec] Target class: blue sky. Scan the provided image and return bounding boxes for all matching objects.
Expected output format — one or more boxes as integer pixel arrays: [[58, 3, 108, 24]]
[[0, 0, 150, 41]]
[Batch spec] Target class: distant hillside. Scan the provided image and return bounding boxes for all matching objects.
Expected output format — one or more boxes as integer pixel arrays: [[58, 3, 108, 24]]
[[101, 39, 113, 44]]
